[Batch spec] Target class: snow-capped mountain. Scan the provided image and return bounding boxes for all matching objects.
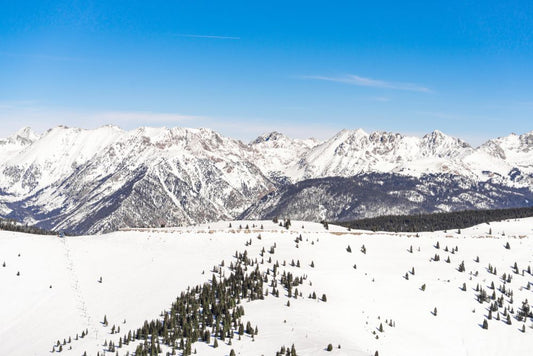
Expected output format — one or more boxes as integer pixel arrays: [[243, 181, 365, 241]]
[[0, 126, 276, 234], [289, 129, 533, 183], [0, 126, 531, 234]]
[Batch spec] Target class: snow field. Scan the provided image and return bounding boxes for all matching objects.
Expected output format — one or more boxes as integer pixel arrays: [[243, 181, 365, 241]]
[[1, 218, 532, 355]]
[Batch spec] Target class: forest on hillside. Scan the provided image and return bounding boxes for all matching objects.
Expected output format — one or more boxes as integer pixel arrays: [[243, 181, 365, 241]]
[[0, 218, 56, 235], [338, 206, 533, 232]]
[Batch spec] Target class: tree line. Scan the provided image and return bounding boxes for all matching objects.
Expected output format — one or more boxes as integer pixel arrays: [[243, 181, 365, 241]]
[[0, 217, 56, 235], [338, 206, 533, 232]]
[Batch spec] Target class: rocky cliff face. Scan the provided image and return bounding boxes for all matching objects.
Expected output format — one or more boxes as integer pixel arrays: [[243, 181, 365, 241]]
[[0, 126, 531, 234], [239, 173, 533, 222]]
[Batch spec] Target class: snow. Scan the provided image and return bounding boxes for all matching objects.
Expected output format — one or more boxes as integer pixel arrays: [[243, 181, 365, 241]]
[[0, 125, 531, 233], [1, 125, 531, 199], [1, 218, 533, 355]]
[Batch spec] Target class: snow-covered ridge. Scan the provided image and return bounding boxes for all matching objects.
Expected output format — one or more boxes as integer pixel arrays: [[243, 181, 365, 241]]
[[0, 126, 531, 234], [1, 126, 531, 190]]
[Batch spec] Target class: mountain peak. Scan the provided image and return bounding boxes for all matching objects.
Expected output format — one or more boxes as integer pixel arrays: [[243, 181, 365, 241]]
[[14, 127, 38, 141], [251, 131, 288, 144], [424, 129, 449, 139], [331, 128, 368, 141], [423, 130, 470, 147]]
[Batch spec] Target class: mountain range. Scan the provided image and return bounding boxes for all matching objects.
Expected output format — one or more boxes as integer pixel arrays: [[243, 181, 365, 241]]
[[0, 125, 531, 234]]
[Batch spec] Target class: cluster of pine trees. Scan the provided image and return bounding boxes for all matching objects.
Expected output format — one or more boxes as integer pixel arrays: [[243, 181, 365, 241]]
[[113, 250, 264, 356], [0, 217, 56, 235], [276, 344, 297, 356], [339, 206, 533, 232]]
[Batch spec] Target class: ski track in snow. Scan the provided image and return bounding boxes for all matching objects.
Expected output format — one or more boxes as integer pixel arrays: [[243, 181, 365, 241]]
[[60, 237, 99, 343], [1, 218, 533, 355]]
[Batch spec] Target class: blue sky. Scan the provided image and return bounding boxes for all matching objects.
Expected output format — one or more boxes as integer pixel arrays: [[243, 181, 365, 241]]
[[1, 1, 532, 145]]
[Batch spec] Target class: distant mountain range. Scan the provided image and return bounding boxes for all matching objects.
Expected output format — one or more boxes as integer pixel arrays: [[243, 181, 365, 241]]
[[0, 126, 531, 234]]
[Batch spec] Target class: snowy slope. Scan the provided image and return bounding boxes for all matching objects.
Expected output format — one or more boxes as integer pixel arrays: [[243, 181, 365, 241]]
[[0, 126, 531, 234], [290, 129, 533, 183], [240, 173, 533, 222], [0, 126, 276, 233], [1, 218, 533, 356], [248, 131, 320, 183]]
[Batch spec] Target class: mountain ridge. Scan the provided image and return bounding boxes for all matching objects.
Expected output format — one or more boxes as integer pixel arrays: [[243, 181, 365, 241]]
[[0, 125, 531, 234]]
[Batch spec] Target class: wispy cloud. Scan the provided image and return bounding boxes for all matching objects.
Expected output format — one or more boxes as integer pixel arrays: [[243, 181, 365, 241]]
[[201, 117, 341, 141], [175, 34, 240, 40], [0, 102, 203, 136], [302, 74, 431, 93], [88, 111, 200, 124], [0, 102, 342, 142]]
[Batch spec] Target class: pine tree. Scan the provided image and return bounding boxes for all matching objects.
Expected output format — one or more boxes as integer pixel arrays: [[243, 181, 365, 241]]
[[482, 319, 488, 329], [326, 344, 333, 351]]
